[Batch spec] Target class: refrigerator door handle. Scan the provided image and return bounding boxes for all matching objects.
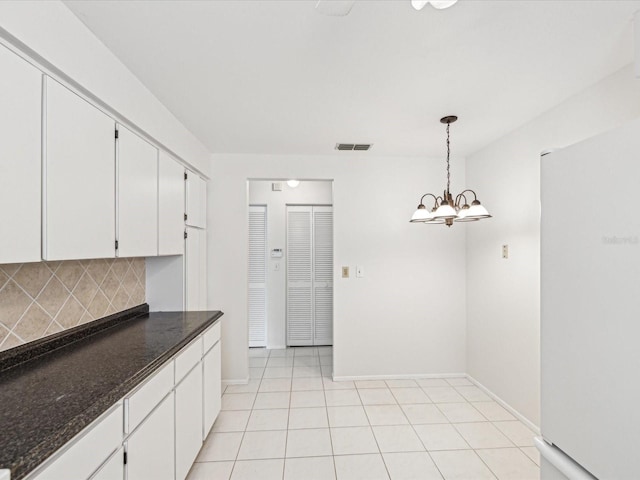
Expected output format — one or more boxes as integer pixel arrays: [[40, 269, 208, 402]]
[[534, 437, 597, 480]]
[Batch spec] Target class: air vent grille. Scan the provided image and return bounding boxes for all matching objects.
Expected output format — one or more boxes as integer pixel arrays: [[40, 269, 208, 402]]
[[335, 143, 373, 151]]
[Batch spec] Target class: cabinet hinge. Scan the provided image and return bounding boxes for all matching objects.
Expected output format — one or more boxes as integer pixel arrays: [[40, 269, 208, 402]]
[[184, 172, 188, 180], [123, 450, 127, 465], [115, 129, 119, 139], [115, 239, 119, 250], [184, 213, 188, 221], [184, 231, 188, 239]]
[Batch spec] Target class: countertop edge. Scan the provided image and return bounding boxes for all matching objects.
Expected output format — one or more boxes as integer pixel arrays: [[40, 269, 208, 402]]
[[10, 310, 224, 480]]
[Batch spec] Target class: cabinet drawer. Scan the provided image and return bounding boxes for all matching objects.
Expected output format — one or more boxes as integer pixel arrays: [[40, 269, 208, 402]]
[[175, 337, 203, 383], [32, 404, 123, 480], [203, 322, 220, 353], [125, 361, 174, 433]]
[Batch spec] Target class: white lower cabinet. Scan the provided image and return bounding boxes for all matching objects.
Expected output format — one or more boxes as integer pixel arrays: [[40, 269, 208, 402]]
[[90, 447, 124, 480], [203, 341, 222, 439], [175, 366, 204, 480], [126, 393, 175, 480]]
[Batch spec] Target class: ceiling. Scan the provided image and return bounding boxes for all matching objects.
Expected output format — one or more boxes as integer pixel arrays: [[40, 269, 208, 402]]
[[64, 0, 639, 157]]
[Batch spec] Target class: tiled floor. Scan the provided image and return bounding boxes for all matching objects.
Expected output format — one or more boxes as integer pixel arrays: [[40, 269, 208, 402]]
[[187, 347, 540, 480]]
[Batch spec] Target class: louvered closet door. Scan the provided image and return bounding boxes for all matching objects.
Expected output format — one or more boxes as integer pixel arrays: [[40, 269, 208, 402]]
[[248, 206, 267, 347], [287, 207, 313, 346], [313, 206, 333, 346]]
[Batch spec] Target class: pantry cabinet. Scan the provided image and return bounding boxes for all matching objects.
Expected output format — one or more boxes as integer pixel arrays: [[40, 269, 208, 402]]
[[116, 125, 158, 257], [185, 171, 207, 229], [158, 152, 185, 256], [0, 47, 42, 264], [43, 77, 116, 261]]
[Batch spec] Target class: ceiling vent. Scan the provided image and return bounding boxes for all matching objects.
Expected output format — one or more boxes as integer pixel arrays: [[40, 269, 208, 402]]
[[335, 143, 373, 151]]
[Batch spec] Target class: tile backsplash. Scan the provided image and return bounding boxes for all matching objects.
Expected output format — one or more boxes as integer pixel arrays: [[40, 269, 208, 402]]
[[0, 258, 145, 352]]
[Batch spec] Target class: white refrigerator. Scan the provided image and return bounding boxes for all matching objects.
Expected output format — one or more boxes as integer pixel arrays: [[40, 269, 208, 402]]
[[540, 118, 640, 479]]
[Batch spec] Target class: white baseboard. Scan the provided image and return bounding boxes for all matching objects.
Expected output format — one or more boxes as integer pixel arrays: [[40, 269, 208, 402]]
[[466, 374, 540, 434], [222, 377, 249, 388], [267, 345, 287, 350], [332, 373, 467, 381]]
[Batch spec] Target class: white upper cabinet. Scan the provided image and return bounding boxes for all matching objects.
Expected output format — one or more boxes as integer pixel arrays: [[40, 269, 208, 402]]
[[185, 171, 206, 229], [117, 125, 158, 257], [0, 47, 42, 264], [43, 77, 116, 261], [158, 152, 185, 255]]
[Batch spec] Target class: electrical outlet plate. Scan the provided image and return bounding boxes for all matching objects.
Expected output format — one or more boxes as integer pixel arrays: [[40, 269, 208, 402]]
[[342, 266, 349, 278], [502, 245, 509, 259]]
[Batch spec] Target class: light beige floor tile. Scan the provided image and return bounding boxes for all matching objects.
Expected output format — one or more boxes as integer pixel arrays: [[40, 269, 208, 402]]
[[293, 366, 322, 377], [455, 386, 491, 402], [422, 387, 465, 403], [231, 459, 284, 480], [437, 403, 487, 423], [246, 408, 289, 431], [365, 405, 409, 425], [249, 348, 270, 358], [372, 425, 425, 453], [317, 346, 333, 355], [259, 378, 292, 393], [319, 355, 333, 366], [355, 380, 387, 389], [249, 357, 268, 368], [225, 380, 260, 394], [237, 430, 287, 460], [430, 450, 496, 480], [321, 364, 334, 376], [520, 447, 541, 466], [391, 388, 431, 405], [290, 390, 326, 408], [196, 432, 243, 461], [292, 377, 324, 391], [249, 367, 264, 379], [324, 377, 356, 390], [263, 367, 293, 379], [289, 407, 329, 429], [382, 452, 443, 480], [385, 379, 419, 388], [476, 448, 540, 480], [294, 347, 318, 356], [334, 454, 390, 480], [359, 389, 397, 406], [493, 421, 536, 447], [413, 424, 470, 451], [212, 410, 251, 432], [267, 356, 294, 367], [330, 426, 379, 455], [269, 348, 295, 357], [327, 406, 370, 427], [284, 456, 336, 480], [445, 377, 473, 387], [187, 461, 234, 480], [221, 393, 256, 411], [294, 356, 320, 367], [401, 404, 449, 425], [416, 379, 449, 388], [472, 402, 516, 421], [254, 391, 291, 409], [286, 428, 333, 457], [325, 389, 362, 406], [454, 422, 514, 449]]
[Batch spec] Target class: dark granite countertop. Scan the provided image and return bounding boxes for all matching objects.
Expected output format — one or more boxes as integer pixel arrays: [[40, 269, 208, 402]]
[[0, 304, 223, 480]]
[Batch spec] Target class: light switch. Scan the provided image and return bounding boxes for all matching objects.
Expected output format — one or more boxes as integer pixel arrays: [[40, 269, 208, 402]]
[[342, 266, 349, 278], [356, 265, 364, 278], [502, 245, 509, 259]]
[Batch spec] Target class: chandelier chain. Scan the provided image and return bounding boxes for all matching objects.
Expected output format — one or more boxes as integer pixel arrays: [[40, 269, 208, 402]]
[[446, 121, 451, 194]]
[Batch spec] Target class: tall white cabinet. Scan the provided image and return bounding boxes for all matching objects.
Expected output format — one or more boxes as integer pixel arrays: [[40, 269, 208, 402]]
[[0, 47, 42, 264], [185, 170, 208, 311], [158, 152, 185, 256], [43, 78, 116, 261]]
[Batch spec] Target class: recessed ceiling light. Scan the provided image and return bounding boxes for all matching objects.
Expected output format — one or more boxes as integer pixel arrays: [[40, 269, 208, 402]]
[[411, 0, 458, 11], [287, 179, 300, 188]]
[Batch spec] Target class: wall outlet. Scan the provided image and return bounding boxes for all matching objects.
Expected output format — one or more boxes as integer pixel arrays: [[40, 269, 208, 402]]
[[342, 266, 349, 278], [502, 245, 509, 259]]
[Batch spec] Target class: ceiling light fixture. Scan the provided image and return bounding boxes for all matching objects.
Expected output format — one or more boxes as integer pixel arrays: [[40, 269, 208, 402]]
[[410, 116, 491, 227], [287, 179, 300, 188], [411, 0, 458, 11]]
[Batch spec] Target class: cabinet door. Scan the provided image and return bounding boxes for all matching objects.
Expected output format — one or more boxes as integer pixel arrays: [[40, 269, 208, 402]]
[[44, 77, 116, 260], [185, 227, 200, 311], [0, 46, 42, 264], [126, 393, 174, 480], [203, 342, 221, 439], [90, 447, 124, 480], [117, 125, 158, 257], [198, 228, 207, 310], [158, 152, 185, 255], [175, 366, 203, 480], [185, 172, 206, 228]]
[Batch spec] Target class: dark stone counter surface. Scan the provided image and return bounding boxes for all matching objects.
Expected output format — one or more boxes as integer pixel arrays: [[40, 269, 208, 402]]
[[0, 304, 223, 480]]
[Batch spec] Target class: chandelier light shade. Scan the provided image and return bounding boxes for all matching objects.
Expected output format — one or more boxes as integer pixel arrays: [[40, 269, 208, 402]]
[[410, 116, 492, 227]]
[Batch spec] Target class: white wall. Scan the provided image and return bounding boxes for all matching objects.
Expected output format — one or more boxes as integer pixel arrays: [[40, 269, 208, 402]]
[[466, 64, 640, 427], [248, 180, 333, 349], [0, 0, 210, 176], [210, 154, 468, 383]]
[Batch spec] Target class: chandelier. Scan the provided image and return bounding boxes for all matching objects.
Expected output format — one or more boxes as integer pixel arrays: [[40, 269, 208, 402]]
[[410, 116, 491, 227]]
